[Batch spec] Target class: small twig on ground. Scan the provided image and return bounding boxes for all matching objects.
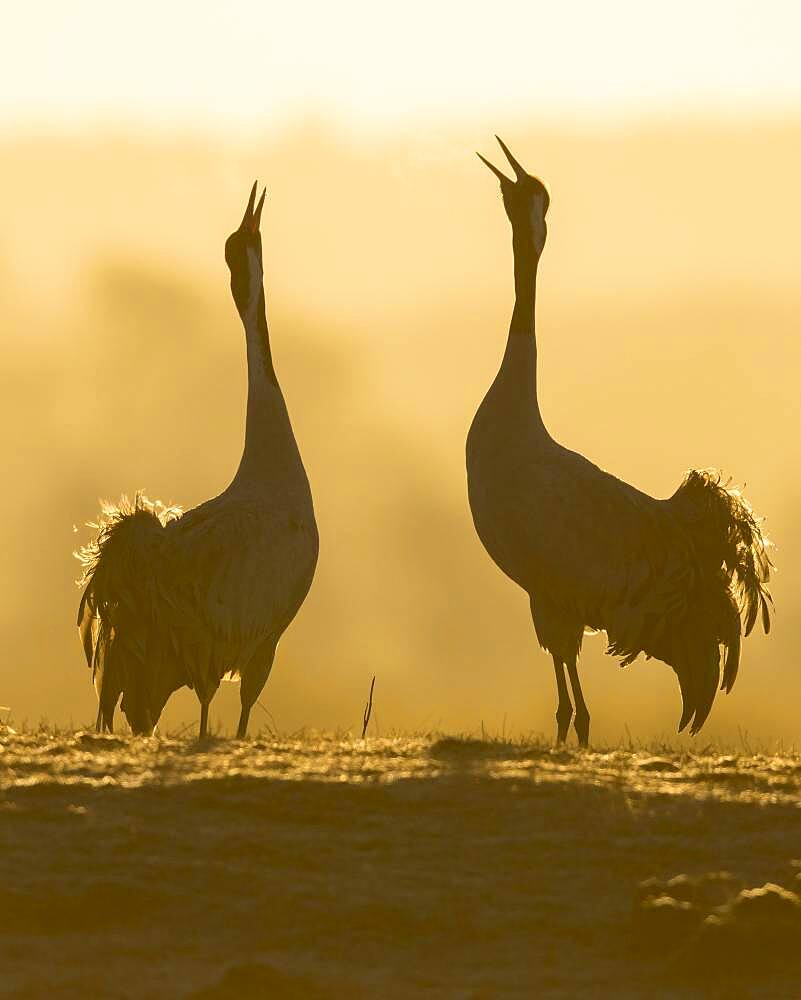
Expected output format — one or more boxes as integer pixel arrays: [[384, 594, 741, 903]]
[[361, 676, 376, 739]]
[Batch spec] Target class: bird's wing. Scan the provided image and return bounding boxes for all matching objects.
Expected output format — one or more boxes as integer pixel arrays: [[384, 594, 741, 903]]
[[162, 502, 317, 677], [495, 446, 693, 640]]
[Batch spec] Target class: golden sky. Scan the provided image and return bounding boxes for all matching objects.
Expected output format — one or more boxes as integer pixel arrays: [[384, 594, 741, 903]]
[[3, 1, 801, 129]]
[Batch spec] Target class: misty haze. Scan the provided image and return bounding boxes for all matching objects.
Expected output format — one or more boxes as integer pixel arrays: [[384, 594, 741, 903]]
[[2, 113, 801, 999]]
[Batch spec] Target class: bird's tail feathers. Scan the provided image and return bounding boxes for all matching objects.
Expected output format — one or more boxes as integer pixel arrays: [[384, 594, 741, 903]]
[[668, 470, 773, 733], [674, 628, 727, 736], [673, 469, 773, 641], [75, 493, 180, 729]]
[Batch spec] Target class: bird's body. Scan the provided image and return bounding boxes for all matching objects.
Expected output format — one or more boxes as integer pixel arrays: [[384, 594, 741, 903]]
[[467, 139, 771, 744], [77, 183, 318, 737]]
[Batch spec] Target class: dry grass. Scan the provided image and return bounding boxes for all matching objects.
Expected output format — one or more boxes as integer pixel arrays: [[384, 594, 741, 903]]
[[2, 728, 800, 997]]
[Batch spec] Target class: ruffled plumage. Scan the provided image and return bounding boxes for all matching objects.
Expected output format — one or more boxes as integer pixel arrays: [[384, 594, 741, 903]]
[[76, 493, 181, 733]]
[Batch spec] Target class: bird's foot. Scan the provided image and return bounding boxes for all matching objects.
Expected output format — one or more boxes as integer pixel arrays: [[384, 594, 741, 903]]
[[555, 704, 573, 744], [574, 708, 590, 749]]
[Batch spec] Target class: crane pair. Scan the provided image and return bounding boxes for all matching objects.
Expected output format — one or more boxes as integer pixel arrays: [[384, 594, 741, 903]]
[[77, 139, 772, 745]]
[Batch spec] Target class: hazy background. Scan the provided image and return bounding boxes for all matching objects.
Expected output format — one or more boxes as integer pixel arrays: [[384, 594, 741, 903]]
[[1, 2, 799, 742]]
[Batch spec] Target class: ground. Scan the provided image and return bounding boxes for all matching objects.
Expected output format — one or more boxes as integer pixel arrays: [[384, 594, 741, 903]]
[[1, 730, 800, 999]]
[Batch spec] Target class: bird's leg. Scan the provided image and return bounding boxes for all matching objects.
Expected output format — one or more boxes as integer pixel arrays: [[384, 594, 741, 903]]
[[552, 655, 573, 744], [199, 702, 210, 740], [566, 659, 590, 748], [95, 705, 103, 734], [237, 641, 277, 739], [235, 706, 250, 741]]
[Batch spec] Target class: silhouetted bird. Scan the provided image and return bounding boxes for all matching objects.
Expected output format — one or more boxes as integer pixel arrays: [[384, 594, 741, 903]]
[[466, 138, 772, 746], [77, 183, 319, 738]]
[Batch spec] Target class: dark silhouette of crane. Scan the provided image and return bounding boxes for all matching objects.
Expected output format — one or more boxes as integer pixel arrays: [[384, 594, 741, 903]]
[[77, 183, 319, 738], [466, 138, 772, 746]]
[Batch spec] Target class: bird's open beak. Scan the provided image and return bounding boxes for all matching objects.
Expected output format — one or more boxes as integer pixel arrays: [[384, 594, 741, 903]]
[[476, 136, 528, 184], [495, 136, 526, 179], [240, 180, 267, 234]]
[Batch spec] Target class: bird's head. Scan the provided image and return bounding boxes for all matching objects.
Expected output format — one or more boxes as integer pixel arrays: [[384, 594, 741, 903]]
[[225, 181, 267, 320], [478, 137, 550, 256]]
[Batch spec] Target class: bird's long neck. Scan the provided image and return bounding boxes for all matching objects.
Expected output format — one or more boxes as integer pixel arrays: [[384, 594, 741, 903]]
[[243, 285, 277, 396], [496, 230, 545, 431], [232, 267, 305, 494], [510, 230, 538, 336]]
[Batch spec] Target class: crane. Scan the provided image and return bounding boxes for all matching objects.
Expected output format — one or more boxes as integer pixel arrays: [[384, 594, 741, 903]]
[[77, 183, 319, 738], [466, 138, 772, 746]]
